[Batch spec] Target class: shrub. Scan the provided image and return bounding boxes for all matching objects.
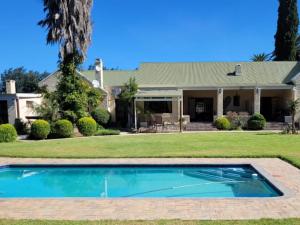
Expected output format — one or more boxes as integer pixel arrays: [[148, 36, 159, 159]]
[[215, 117, 231, 130], [52, 119, 74, 138], [95, 129, 120, 136], [0, 124, 17, 143], [14, 119, 29, 135], [77, 117, 97, 136], [247, 113, 266, 130], [30, 119, 50, 140], [91, 107, 110, 126]]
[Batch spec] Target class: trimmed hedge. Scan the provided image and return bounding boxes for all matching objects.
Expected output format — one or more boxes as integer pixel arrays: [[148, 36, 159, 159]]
[[215, 117, 231, 130], [247, 113, 266, 130], [91, 107, 110, 126], [95, 129, 120, 136], [30, 119, 50, 140], [77, 117, 97, 136], [0, 124, 17, 143], [52, 119, 74, 138]]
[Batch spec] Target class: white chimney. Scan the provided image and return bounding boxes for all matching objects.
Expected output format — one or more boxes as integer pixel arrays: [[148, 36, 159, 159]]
[[235, 64, 242, 76], [6, 80, 16, 94], [94, 58, 104, 89]]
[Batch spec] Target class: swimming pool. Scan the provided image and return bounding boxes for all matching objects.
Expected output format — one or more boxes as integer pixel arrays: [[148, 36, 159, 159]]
[[0, 164, 282, 198]]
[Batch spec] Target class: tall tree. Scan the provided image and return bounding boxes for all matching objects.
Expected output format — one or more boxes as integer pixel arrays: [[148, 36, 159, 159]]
[[119, 78, 138, 128], [274, 0, 299, 61], [0, 67, 49, 93], [39, 0, 94, 122]]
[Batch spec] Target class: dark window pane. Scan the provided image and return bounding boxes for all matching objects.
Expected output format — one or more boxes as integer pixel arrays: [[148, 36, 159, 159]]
[[233, 96, 240, 107], [144, 101, 172, 113]]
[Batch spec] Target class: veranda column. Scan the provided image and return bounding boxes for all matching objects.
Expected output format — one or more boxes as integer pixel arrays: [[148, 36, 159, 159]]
[[254, 87, 261, 114], [134, 99, 137, 130], [292, 86, 298, 101], [217, 88, 224, 117]]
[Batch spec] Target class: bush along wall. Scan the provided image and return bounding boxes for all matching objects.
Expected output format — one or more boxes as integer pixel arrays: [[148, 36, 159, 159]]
[[247, 113, 266, 130], [30, 119, 51, 140], [214, 117, 231, 130], [0, 124, 18, 143], [77, 117, 97, 136], [52, 119, 74, 138]]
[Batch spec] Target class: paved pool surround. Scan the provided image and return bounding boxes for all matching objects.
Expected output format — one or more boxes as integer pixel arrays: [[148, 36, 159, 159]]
[[0, 158, 299, 220]]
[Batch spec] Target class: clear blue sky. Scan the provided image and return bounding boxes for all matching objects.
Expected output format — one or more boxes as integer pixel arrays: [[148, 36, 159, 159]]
[[0, 0, 292, 73]]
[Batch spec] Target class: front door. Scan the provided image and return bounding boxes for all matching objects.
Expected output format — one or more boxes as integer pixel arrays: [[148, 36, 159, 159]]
[[261, 97, 273, 121], [189, 98, 213, 122], [0, 100, 8, 124]]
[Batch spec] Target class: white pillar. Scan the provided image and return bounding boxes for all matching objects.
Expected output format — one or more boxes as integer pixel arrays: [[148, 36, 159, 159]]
[[292, 87, 298, 101], [217, 88, 223, 117], [134, 99, 137, 130], [254, 87, 261, 114]]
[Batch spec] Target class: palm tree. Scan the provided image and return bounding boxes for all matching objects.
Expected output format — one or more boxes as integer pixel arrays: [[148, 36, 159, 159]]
[[39, 0, 94, 122], [289, 98, 300, 134], [38, 0, 93, 61], [251, 53, 271, 62]]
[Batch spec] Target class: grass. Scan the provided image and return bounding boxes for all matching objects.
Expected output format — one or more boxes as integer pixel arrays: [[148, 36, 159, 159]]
[[0, 132, 300, 166], [1, 132, 300, 225], [0, 219, 300, 225]]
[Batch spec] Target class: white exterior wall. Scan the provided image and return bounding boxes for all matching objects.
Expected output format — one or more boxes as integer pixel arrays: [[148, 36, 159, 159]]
[[0, 94, 42, 125], [17, 96, 42, 122]]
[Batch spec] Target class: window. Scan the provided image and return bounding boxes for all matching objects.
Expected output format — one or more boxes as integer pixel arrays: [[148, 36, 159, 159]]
[[26, 101, 34, 109], [233, 95, 240, 107], [144, 101, 172, 114]]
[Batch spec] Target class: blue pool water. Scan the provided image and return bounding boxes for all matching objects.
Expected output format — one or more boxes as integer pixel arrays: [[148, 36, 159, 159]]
[[0, 165, 282, 198]]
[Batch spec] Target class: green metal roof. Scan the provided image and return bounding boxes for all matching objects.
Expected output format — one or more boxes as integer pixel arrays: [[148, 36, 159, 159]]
[[135, 62, 300, 88], [40, 61, 300, 91], [80, 70, 137, 86]]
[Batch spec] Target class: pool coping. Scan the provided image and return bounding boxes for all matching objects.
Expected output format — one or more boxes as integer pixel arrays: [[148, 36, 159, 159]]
[[0, 158, 299, 220]]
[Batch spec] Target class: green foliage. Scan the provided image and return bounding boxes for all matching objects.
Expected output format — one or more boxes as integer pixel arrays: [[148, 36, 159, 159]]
[[0, 124, 17, 143], [274, 0, 299, 61], [56, 54, 89, 123], [119, 77, 138, 103], [52, 119, 74, 138], [215, 117, 231, 130], [247, 113, 266, 130], [30, 119, 50, 140], [87, 88, 103, 113], [288, 98, 300, 134], [95, 129, 120, 136], [35, 91, 60, 122], [119, 77, 138, 127], [91, 107, 110, 126], [14, 119, 29, 135], [251, 53, 271, 62], [0, 67, 49, 93], [77, 117, 97, 136]]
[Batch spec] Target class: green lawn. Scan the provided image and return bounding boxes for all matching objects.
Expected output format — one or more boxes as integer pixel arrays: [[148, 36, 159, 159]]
[[0, 219, 300, 225], [1, 132, 300, 166], [1, 132, 300, 225]]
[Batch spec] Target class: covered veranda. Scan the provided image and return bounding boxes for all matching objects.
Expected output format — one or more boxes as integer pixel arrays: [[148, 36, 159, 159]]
[[133, 89, 186, 132]]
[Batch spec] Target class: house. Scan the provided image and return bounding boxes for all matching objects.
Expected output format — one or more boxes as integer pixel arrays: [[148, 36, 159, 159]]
[[40, 60, 300, 130], [0, 80, 42, 124]]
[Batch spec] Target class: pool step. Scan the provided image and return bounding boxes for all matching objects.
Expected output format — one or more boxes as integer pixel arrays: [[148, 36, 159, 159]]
[[184, 168, 257, 181]]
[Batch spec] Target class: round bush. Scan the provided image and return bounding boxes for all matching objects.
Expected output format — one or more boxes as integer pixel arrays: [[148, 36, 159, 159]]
[[77, 117, 97, 136], [0, 124, 17, 143], [30, 119, 50, 140], [52, 119, 73, 138], [215, 117, 231, 130], [247, 113, 266, 130], [91, 107, 110, 126]]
